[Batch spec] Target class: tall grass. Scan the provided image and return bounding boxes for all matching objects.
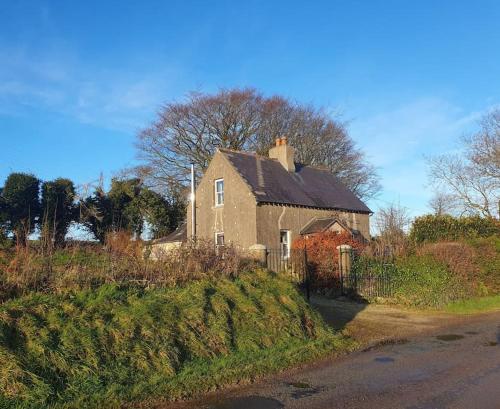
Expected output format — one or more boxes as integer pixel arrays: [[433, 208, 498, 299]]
[[0, 270, 351, 409], [0, 236, 248, 302]]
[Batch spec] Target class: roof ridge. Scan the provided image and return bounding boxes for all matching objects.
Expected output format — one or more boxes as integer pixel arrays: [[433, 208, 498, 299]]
[[218, 147, 280, 161], [218, 148, 335, 173]]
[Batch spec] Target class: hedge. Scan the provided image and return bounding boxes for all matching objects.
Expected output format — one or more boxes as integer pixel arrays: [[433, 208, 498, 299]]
[[409, 214, 500, 243]]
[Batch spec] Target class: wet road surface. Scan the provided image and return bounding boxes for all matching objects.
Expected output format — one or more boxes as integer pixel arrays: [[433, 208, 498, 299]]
[[164, 311, 500, 409]]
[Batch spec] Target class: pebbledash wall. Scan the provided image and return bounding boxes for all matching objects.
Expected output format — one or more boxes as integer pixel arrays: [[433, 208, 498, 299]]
[[187, 150, 370, 251], [255, 205, 369, 250], [187, 151, 258, 249]]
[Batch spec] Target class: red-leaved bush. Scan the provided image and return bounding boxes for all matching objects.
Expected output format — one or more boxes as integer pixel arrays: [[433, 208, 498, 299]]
[[292, 232, 365, 287]]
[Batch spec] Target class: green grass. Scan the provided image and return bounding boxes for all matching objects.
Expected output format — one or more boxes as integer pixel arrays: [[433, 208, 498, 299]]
[[445, 294, 500, 314], [0, 269, 352, 409]]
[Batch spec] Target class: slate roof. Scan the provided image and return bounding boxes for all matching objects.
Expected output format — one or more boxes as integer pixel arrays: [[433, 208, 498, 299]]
[[152, 221, 187, 244], [300, 217, 351, 235], [220, 149, 372, 214]]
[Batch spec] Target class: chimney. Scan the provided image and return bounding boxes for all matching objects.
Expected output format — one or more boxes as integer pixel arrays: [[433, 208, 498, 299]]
[[269, 137, 295, 172]]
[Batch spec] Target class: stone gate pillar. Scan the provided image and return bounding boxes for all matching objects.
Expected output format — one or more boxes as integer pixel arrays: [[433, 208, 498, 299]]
[[336, 244, 353, 275], [249, 244, 267, 266]]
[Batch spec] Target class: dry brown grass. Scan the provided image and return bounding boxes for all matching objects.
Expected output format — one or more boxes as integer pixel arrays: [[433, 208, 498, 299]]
[[0, 232, 247, 301]]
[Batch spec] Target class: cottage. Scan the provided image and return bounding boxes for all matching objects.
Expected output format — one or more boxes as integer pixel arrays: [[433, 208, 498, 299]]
[[149, 221, 187, 260], [187, 137, 371, 254]]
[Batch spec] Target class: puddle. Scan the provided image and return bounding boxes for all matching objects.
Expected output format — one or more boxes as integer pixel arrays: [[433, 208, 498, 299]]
[[289, 381, 310, 388], [436, 334, 464, 342], [486, 341, 498, 347], [288, 381, 323, 399], [209, 396, 284, 409], [291, 387, 321, 399], [374, 356, 395, 363], [465, 331, 479, 335], [363, 338, 409, 352]]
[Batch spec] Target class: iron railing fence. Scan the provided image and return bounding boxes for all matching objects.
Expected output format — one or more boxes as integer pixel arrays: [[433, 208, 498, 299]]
[[265, 248, 307, 283], [265, 247, 396, 300]]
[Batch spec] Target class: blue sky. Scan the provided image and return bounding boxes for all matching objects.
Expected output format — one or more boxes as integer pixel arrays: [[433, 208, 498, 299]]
[[1, 0, 499, 221]]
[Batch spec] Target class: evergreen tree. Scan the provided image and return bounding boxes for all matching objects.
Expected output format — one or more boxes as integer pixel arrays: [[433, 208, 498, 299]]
[[41, 178, 77, 246], [1, 173, 40, 246]]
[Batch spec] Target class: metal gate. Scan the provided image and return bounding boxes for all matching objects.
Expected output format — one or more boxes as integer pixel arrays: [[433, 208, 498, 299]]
[[265, 247, 394, 300]]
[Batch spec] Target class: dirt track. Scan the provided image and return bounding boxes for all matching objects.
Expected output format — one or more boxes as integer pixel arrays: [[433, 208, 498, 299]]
[[310, 296, 465, 345]]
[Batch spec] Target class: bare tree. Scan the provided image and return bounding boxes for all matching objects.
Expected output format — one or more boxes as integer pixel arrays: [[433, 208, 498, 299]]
[[135, 88, 380, 200], [375, 202, 412, 236], [374, 202, 412, 257], [427, 109, 500, 218], [428, 191, 458, 216], [465, 109, 500, 181]]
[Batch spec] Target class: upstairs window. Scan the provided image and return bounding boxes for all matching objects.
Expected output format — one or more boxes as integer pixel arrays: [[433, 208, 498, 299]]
[[215, 178, 224, 206]]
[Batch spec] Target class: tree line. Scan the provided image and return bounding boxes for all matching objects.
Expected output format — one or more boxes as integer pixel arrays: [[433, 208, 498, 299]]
[[134, 88, 382, 201], [0, 174, 184, 247]]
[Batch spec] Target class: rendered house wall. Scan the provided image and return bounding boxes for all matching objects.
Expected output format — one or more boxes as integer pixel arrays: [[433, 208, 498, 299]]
[[255, 204, 370, 250], [187, 151, 258, 249]]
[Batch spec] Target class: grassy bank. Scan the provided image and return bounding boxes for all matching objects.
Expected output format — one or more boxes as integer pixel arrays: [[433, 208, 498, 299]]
[[445, 294, 500, 314], [0, 270, 352, 409]]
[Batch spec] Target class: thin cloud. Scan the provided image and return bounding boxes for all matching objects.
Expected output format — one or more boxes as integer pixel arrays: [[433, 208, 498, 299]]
[[353, 98, 493, 217], [352, 97, 481, 167], [0, 44, 182, 133]]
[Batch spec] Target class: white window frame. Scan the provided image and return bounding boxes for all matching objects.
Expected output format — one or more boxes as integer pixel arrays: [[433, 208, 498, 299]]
[[214, 178, 224, 206], [215, 232, 225, 247], [280, 230, 291, 259]]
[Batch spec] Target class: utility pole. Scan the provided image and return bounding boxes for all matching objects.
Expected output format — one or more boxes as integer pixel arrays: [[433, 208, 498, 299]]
[[191, 164, 196, 239]]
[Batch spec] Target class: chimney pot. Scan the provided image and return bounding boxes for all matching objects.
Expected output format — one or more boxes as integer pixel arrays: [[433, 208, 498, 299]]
[[269, 136, 295, 172]]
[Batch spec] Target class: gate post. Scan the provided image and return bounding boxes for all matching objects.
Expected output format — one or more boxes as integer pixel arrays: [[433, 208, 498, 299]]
[[303, 245, 310, 301], [249, 244, 267, 266], [336, 245, 352, 295], [337, 245, 352, 274]]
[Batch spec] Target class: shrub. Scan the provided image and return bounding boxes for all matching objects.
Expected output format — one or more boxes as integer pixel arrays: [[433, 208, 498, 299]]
[[105, 230, 143, 258], [292, 232, 365, 287], [417, 242, 480, 281], [409, 214, 499, 243], [466, 236, 500, 293], [390, 255, 472, 307], [362, 236, 411, 260]]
